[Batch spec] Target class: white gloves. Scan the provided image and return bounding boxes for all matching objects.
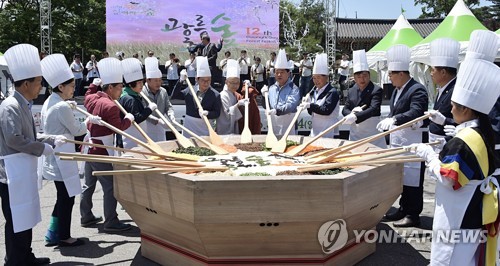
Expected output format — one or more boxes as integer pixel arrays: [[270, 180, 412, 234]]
[[261, 85, 269, 95], [42, 143, 54, 156], [405, 143, 438, 164], [444, 125, 457, 137], [168, 114, 176, 122], [66, 100, 77, 109], [299, 102, 310, 109], [266, 109, 276, 116], [411, 120, 424, 130], [85, 115, 102, 125], [352, 106, 363, 113], [426, 110, 446, 125], [148, 102, 158, 111], [124, 113, 135, 122], [343, 113, 357, 125], [199, 110, 208, 117], [302, 96, 311, 104], [376, 117, 395, 132], [54, 135, 67, 147], [238, 99, 248, 106]]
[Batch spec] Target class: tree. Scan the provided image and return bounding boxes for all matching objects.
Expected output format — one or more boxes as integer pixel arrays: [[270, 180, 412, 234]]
[[0, 0, 106, 61], [414, 0, 498, 30]]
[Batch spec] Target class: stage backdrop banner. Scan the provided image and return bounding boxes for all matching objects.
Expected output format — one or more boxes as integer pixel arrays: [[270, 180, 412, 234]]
[[106, 0, 279, 62]]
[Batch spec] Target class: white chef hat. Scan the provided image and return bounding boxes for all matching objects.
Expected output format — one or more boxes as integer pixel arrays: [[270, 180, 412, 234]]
[[98, 58, 123, 85], [430, 38, 460, 68], [451, 59, 500, 114], [40, 54, 74, 88], [4, 44, 42, 82], [387, 44, 411, 71], [275, 49, 289, 69], [144, 57, 162, 79], [122, 58, 143, 83], [226, 59, 240, 78], [352, 50, 369, 73], [312, 53, 329, 75], [465, 30, 500, 62], [196, 56, 211, 78]]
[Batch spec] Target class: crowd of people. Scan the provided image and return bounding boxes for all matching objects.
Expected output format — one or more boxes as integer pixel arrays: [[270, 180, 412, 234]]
[[0, 28, 499, 265]]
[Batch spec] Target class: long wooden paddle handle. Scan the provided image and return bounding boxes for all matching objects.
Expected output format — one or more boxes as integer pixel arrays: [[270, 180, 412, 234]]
[[281, 105, 304, 140], [64, 138, 165, 158], [185, 78, 212, 127], [244, 82, 250, 130], [74, 106, 150, 149], [170, 120, 212, 147], [113, 100, 155, 143], [263, 89, 275, 133], [139, 92, 178, 134]]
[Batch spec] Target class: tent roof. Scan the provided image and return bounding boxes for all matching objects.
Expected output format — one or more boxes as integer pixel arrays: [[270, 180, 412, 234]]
[[369, 14, 424, 52], [411, 0, 487, 65], [497, 28, 500, 34]]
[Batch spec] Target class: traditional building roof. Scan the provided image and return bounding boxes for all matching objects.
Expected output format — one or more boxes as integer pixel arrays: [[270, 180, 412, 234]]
[[335, 17, 443, 52], [336, 17, 443, 40]]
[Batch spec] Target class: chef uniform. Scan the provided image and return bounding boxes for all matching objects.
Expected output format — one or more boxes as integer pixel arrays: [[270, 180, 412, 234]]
[[81, 58, 133, 232], [119, 58, 154, 149], [342, 49, 385, 147], [142, 57, 175, 142], [265, 49, 301, 137], [427, 38, 460, 149], [306, 53, 340, 138], [0, 44, 54, 265], [409, 59, 500, 266], [179, 56, 221, 137], [377, 45, 429, 227], [216, 59, 243, 135]]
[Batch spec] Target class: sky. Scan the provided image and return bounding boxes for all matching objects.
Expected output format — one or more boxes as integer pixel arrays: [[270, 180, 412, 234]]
[[290, 0, 493, 19]]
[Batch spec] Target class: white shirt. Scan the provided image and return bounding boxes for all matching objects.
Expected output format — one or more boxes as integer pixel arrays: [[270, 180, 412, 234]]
[[266, 59, 276, 78], [238, 57, 250, 74], [220, 58, 229, 77], [165, 60, 179, 80], [300, 59, 313, 77], [85, 60, 99, 78], [436, 77, 456, 100], [338, 59, 350, 76], [251, 63, 264, 82], [393, 78, 412, 104], [70, 61, 84, 79], [184, 59, 196, 78]]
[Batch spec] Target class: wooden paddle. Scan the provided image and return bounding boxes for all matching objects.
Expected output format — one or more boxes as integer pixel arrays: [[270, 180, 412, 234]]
[[262, 85, 278, 149], [240, 81, 252, 144], [170, 120, 230, 155], [286, 117, 346, 157], [92, 166, 229, 176], [114, 100, 168, 154], [310, 113, 432, 164], [139, 91, 194, 148], [185, 78, 223, 145], [271, 104, 306, 153], [62, 139, 199, 161], [57, 153, 201, 168], [74, 106, 167, 156]]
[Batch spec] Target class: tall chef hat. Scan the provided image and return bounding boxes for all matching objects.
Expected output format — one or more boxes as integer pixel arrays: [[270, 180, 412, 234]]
[[430, 38, 460, 68], [451, 59, 500, 114], [98, 58, 123, 85], [465, 30, 500, 62], [145, 57, 162, 79], [226, 59, 240, 78], [312, 53, 329, 75], [275, 49, 289, 69], [196, 56, 211, 78], [4, 44, 42, 82], [40, 54, 74, 88], [122, 58, 144, 83], [387, 44, 411, 72], [352, 50, 369, 73]]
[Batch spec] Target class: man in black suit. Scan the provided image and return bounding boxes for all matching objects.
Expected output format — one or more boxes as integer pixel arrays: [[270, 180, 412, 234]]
[[342, 49, 385, 148], [426, 38, 460, 146], [377, 45, 429, 228]]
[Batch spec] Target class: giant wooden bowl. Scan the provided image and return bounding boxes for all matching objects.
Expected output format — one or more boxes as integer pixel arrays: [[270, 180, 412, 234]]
[[113, 135, 403, 265]]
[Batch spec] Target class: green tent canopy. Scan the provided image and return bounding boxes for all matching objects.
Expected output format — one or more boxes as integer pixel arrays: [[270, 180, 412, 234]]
[[367, 14, 423, 66], [411, 0, 487, 65], [496, 28, 500, 34]]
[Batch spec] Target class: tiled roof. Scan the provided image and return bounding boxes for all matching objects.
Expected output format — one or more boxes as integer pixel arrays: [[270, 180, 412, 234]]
[[336, 18, 443, 40]]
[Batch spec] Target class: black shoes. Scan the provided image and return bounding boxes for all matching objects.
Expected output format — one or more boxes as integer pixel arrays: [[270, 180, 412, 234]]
[[383, 209, 406, 221], [393, 216, 421, 228], [81, 215, 103, 227], [29, 257, 51, 265]]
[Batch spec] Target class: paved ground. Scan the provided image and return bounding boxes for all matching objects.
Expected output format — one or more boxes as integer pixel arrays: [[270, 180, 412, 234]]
[[1, 174, 437, 266]]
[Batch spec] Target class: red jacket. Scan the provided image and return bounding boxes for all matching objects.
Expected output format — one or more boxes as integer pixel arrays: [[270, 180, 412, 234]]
[[84, 91, 132, 155]]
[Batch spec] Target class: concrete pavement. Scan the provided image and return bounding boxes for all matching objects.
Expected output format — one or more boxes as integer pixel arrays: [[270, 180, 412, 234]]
[[1, 175, 437, 265]]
